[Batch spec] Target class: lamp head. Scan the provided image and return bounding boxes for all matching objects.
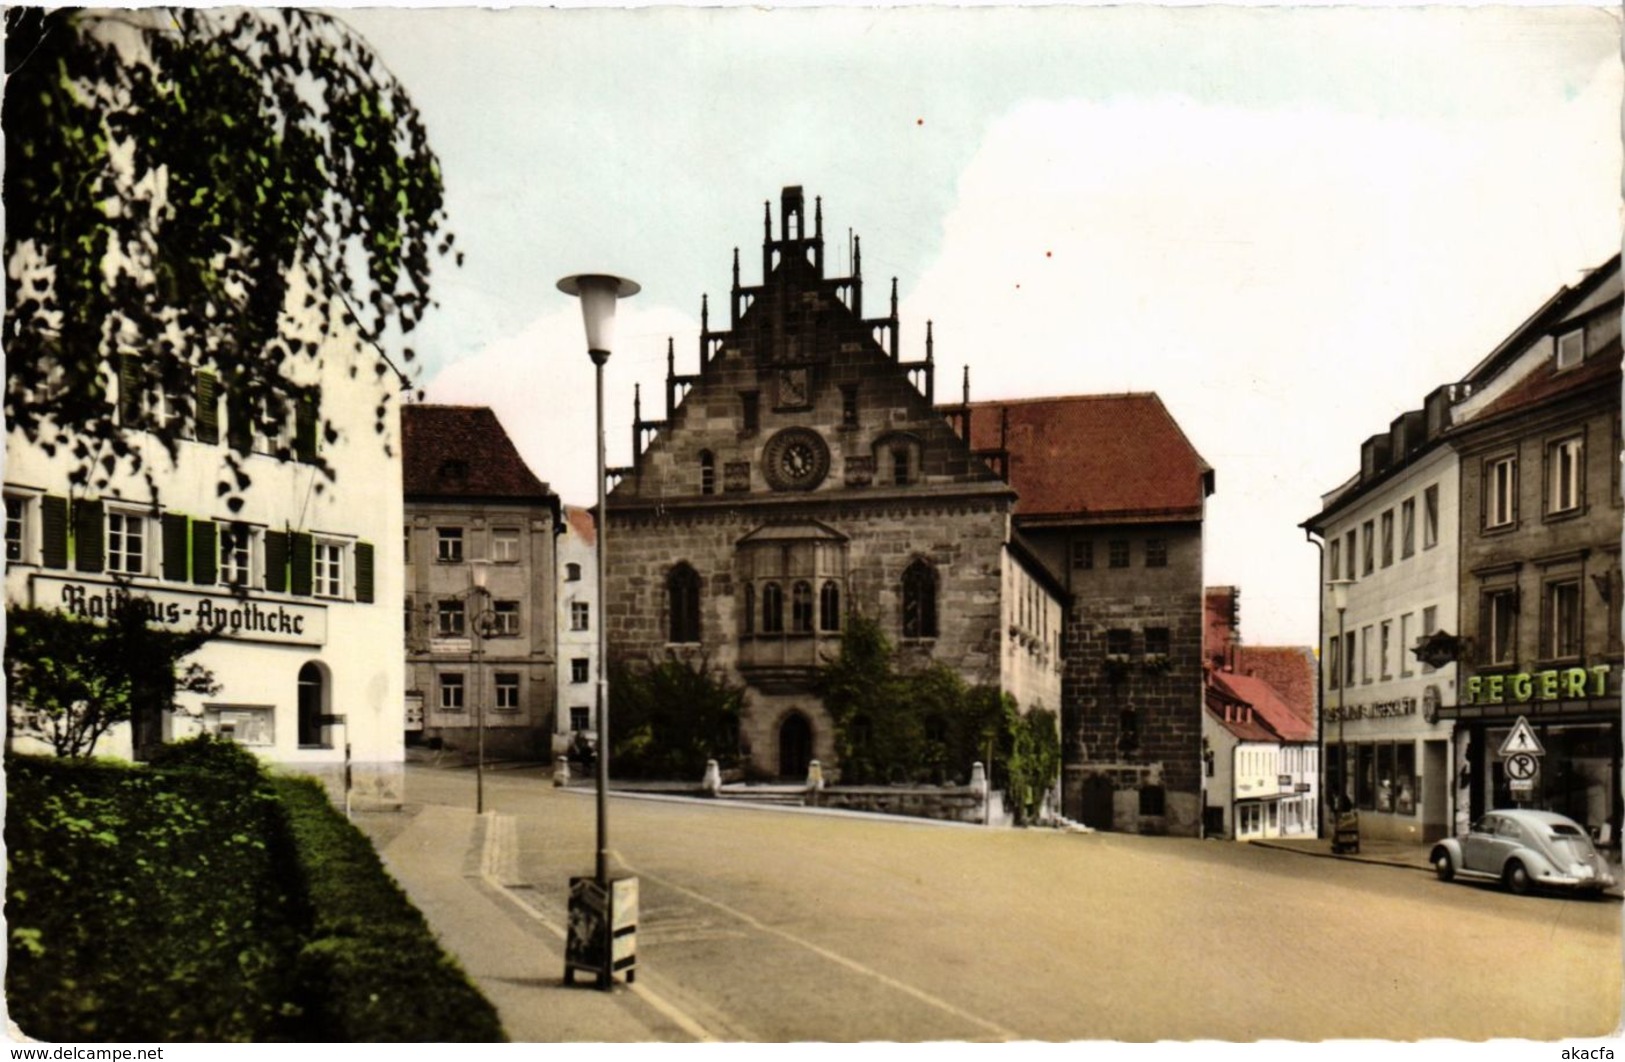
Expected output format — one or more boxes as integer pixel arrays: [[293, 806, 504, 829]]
[[470, 558, 491, 591], [1327, 578, 1353, 614], [557, 273, 640, 359]]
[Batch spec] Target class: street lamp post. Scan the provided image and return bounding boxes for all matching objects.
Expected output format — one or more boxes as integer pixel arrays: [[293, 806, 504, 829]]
[[1328, 578, 1356, 852], [558, 272, 640, 990], [471, 559, 491, 816]]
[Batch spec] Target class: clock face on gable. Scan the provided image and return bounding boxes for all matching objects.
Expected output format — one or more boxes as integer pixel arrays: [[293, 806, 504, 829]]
[[762, 427, 830, 491]]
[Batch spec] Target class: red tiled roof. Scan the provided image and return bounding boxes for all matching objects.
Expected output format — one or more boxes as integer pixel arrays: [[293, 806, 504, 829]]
[[1211, 671, 1314, 743], [1204, 686, 1279, 743], [563, 505, 597, 547], [402, 405, 551, 500], [966, 394, 1212, 521], [1233, 646, 1317, 729], [1465, 338, 1620, 426]]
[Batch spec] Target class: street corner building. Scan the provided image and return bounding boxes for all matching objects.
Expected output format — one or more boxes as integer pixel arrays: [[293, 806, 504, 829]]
[[604, 186, 1214, 834], [4, 270, 409, 805], [401, 404, 565, 760], [1305, 253, 1622, 850]]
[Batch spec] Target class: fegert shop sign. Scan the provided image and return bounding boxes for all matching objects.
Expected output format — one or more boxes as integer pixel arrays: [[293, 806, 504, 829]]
[[1462, 666, 1611, 706], [31, 574, 327, 647]]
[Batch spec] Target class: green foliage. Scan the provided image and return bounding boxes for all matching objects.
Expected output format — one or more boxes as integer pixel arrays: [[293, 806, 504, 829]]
[[271, 777, 505, 1042], [5, 604, 218, 758], [5, 752, 504, 1042], [820, 614, 1060, 820], [5, 753, 304, 1041], [609, 654, 744, 779], [146, 730, 266, 785], [4, 8, 451, 503]]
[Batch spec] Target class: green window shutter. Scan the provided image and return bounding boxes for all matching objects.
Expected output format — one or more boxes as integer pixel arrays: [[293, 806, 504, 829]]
[[295, 391, 318, 463], [119, 354, 141, 425], [355, 541, 375, 603], [289, 532, 313, 596], [73, 499, 104, 573], [162, 513, 190, 581], [192, 520, 217, 586], [40, 495, 69, 569], [263, 530, 289, 593], [196, 371, 220, 445]]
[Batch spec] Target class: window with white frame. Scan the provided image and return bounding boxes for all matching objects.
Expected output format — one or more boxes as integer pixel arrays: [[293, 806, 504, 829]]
[[437, 527, 464, 562], [437, 599, 466, 636], [492, 527, 520, 563], [1483, 589, 1517, 666], [106, 509, 147, 575], [219, 525, 256, 588], [493, 600, 520, 636], [571, 601, 590, 631], [1556, 328, 1585, 371], [5, 495, 28, 563], [494, 673, 520, 711], [250, 395, 293, 456], [1486, 455, 1517, 529], [439, 673, 465, 711], [313, 540, 345, 598], [1544, 579, 1582, 660], [1547, 436, 1583, 515]]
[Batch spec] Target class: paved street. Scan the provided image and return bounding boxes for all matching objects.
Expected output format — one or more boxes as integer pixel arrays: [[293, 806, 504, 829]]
[[361, 765, 1622, 1042]]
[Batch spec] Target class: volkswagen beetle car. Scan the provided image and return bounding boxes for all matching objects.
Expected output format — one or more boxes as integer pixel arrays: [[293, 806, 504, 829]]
[[1430, 809, 1615, 897]]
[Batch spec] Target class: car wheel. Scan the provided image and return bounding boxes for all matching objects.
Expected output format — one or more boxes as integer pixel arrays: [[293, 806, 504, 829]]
[[1503, 860, 1531, 896], [1432, 850, 1455, 883]]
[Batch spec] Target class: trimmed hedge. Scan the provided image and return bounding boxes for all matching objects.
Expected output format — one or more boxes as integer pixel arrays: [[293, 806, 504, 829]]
[[5, 752, 304, 1041], [6, 743, 504, 1042], [272, 776, 505, 1042]]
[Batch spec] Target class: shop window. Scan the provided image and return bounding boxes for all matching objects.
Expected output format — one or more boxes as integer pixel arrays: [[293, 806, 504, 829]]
[[1543, 579, 1582, 661], [1395, 743, 1416, 815], [1376, 744, 1395, 813], [1357, 744, 1376, 810]]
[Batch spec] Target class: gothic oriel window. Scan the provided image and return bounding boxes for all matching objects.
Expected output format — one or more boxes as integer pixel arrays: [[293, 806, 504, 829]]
[[668, 562, 701, 643], [761, 582, 784, 634], [791, 580, 814, 633], [902, 558, 938, 639], [819, 580, 841, 632]]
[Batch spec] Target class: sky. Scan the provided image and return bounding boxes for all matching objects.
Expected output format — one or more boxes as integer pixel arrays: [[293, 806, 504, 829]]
[[336, 3, 1622, 647]]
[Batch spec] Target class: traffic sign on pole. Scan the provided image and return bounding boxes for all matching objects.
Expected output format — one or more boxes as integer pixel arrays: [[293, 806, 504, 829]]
[[1498, 716, 1545, 757]]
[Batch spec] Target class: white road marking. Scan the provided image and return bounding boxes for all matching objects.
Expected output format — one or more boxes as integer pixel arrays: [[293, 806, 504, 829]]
[[620, 856, 1024, 1042], [476, 814, 720, 1043]]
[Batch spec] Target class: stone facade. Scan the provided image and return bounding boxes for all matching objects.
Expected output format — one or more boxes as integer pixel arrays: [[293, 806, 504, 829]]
[[606, 187, 1040, 780]]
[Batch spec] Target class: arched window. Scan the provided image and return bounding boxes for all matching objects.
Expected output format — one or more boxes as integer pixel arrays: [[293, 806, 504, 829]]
[[297, 662, 327, 747], [743, 582, 755, 635], [699, 450, 716, 496], [761, 582, 784, 634], [902, 558, 938, 638], [791, 581, 813, 632], [819, 580, 841, 632], [668, 563, 701, 643]]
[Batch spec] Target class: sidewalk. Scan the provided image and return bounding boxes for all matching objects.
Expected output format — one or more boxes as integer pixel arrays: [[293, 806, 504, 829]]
[[352, 802, 691, 1042], [1250, 833, 1625, 899]]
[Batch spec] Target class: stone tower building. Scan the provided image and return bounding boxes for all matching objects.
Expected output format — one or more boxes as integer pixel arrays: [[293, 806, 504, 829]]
[[604, 187, 1062, 781]]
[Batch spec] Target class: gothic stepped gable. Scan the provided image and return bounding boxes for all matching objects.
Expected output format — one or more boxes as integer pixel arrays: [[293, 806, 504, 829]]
[[610, 186, 1008, 507]]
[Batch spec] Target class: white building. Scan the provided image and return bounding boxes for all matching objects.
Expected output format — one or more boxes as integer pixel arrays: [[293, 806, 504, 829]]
[[555, 505, 599, 754], [5, 272, 407, 804], [1204, 669, 1319, 840], [1308, 407, 1463, 845]]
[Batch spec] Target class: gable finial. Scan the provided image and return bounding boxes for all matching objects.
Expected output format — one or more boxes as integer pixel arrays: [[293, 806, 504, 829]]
[[666, 336, 675, 376], [815, 195, 823, 239], [701, 292, 709, 334], [961, 362, 969, 405], [890, 277, 899, 322], [732, 247, 740, 289], [633, 381, 642, 423], [764, 200, 772, 243]]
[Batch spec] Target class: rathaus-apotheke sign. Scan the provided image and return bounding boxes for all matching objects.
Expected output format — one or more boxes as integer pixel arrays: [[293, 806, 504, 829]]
[[31, 574, 327, 647]]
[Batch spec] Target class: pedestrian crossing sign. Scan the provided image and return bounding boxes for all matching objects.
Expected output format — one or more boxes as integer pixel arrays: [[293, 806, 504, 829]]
[[1498, 716, 1546, 757]]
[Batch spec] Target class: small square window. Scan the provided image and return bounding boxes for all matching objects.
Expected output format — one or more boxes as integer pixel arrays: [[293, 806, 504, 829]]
[[569, 706, 591, 732], [1106, 628, 1133, 657], [1145, 539, 1167, 568], [1556, 329, 1585, 371], [1145, 627, 1170, 657], [566, 562, 582, 582]]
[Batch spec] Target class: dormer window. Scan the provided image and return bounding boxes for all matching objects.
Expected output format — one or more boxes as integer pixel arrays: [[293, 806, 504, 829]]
[[438, 459, 470, 486], [1556, 329, 1585, 372]]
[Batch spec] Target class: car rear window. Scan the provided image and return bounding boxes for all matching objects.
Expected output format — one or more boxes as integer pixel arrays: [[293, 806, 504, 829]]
[[1550, 824, 1585, 838]]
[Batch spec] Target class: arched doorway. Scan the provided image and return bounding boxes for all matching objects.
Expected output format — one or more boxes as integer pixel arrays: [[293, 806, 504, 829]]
[[298, 662, 328, 748], [778, 712, 813, 779]]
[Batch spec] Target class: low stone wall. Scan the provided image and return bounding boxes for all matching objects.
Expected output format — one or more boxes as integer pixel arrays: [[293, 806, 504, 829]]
[[811, 784, 987, 824]]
